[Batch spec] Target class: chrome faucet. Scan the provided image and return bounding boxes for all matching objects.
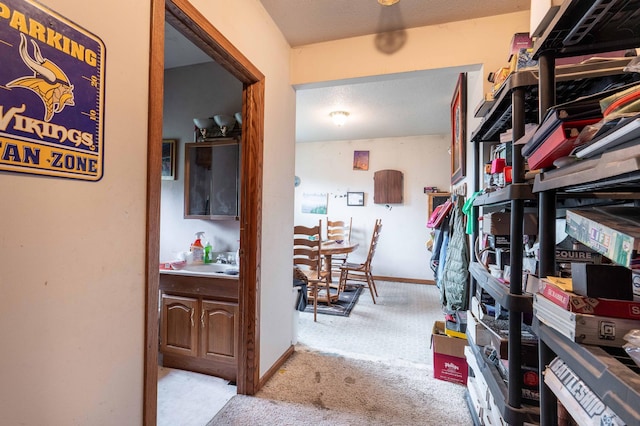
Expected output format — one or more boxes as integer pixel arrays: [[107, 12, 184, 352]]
[[216, 254, 228, 264]]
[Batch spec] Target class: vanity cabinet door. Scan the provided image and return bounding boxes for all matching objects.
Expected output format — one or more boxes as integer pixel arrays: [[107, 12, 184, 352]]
[[199, 300, 238, 364], [184, 139, 240, 220], [160, 294, 198, 357]]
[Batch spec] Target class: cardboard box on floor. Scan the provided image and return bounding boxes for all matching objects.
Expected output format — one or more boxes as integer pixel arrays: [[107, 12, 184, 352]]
[[431, 320, 468, 385]]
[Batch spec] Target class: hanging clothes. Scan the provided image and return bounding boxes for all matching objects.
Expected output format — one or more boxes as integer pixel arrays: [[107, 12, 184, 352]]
[[462, 190, 483, 235], [430, 200, 453, 288], [439, 198, 470, 312]]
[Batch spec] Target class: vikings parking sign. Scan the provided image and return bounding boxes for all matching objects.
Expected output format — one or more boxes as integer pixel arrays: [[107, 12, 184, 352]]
[[0, 0, 105, 181]]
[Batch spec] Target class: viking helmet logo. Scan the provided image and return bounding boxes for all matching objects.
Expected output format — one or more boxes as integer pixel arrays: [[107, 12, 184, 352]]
[[7, 33, 75, 122]]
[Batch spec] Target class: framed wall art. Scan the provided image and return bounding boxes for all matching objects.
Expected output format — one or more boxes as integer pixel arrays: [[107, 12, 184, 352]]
[[161, 139, 176, 180], [347, 191, 365, 206], [353, 150, 369, 171], [301, 192, 328, 214], [450, 73, 467, 185]]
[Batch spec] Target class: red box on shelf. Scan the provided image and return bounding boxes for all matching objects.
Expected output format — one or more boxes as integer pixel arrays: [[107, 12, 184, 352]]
[[527, 118, 600, 170], [490, 158, 506, 174]]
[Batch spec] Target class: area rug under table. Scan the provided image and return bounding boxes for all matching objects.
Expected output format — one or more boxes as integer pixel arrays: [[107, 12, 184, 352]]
[[303, 285, 362, 317]]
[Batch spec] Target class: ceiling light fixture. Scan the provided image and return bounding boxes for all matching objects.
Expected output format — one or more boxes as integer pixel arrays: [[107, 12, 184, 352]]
[[378, 0, 399, 6], [330, 111, 350, 127]]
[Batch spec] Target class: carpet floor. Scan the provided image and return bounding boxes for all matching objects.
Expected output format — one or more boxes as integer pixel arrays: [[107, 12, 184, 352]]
[[209, 348, 471, 425], [210, 281, 472, 425], [297, 280, 445, 365]]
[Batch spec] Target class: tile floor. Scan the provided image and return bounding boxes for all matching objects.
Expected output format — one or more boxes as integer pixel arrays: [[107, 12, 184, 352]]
[[157, 366, 236, 426]]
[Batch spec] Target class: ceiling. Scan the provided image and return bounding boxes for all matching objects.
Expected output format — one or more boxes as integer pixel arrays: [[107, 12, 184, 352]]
[[260, 0, 529, 48], [165, 0, 530, 142]]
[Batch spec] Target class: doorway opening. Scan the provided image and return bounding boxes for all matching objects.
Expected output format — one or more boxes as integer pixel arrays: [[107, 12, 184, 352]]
[[145, 0, 265, 423]]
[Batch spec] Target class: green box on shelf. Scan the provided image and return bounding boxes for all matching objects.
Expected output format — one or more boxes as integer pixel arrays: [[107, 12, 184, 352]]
[[565, 207, 640, 268]]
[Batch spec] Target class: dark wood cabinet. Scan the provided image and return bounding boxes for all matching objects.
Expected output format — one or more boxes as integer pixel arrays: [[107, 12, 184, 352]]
[[184, 138, 240, 220], [161, 294, 198, 357], [200, 300, 238, 365], [373, 169, 403, 204], [159, 273, 239, 381]]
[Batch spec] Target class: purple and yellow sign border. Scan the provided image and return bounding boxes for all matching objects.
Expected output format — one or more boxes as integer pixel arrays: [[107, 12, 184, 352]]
[[0, 0, 105, 181]]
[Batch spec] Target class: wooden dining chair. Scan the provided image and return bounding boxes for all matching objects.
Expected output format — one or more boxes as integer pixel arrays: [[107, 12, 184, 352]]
[[293, 221, 335, 321], [325, 217, 352, 277], [338, 219, 382, 304]]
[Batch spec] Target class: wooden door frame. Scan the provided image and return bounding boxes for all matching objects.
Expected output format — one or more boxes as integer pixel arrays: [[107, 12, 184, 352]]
[[145, 0, 264, 423]]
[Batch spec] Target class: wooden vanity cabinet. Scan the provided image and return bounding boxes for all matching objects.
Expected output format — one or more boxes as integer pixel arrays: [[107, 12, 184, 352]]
[[160, 294, 198, 358], [199, 300, 238, 364], [159, 274, 239, 381]]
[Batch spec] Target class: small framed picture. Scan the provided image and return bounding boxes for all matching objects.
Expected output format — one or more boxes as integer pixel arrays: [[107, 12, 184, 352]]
[[347, 191, 365, 206], [162, 139, 176, 180]]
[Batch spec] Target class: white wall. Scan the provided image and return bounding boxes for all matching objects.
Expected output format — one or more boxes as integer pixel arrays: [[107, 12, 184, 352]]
[[0, 0, 527, 421], [1, 0, 296, 423], [188, 0, 297, 378], [0, 0, 149, 424], [291, 11, 531, 95], [160, 62, 243, 261], [295, 135, 450, 281], [289, 13, 530, 264]]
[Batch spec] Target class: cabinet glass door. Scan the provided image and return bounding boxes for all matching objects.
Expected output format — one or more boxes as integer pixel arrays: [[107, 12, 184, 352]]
[[184, 139, 239, 219]]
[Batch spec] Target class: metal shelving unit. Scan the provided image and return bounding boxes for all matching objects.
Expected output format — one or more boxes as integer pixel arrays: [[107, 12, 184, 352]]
[[467, 342, 540, 425], [529, 1, 640, 424], [470, 63, 537, 425], [469, 263, 533, 313], [532, 0, 640, 59], [534, 144, 640, 192], [472, 58, 640, 144], [534, 321, 640, 424], [469, 3, 640, 422]]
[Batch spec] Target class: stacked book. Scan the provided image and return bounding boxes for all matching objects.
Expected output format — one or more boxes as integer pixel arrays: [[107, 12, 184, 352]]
[[534, 276, 640, 347]]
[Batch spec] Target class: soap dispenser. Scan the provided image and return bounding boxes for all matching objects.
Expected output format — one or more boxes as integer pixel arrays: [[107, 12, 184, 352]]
[[203, 238, 213, 264], [191, 232, 205, 264]]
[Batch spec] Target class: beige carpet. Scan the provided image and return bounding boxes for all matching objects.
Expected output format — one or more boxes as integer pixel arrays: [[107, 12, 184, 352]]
[[296, 280, 445, 365], [209, 282, 472, 425], [209, 348, 471, 425]]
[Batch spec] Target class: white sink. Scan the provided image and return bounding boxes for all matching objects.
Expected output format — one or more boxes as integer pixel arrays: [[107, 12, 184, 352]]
[[182, 263, 238, 275], [161, 262, 239, 277]]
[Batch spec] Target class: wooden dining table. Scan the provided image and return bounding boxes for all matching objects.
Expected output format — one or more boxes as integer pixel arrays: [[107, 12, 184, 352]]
[[320, 240, 359, 283]]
